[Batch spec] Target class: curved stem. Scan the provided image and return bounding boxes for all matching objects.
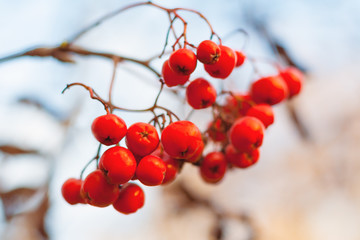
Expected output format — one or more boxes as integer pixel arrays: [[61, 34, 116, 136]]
[[62, 83, 110, 114], [80, 144, 102, 180]]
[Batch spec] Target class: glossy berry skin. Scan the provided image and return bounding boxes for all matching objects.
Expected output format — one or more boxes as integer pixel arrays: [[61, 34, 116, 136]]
[[136, 155, 166, 186], [225, 144, 260, 168], [81, 170, 120, 207], [61, 178, 86, 205], [250, 76, 288, 105], [113, 183, 145, 214], [162, 60, 190, 87], [126, 122, 159, 156], [280, 67, 303, 98], [161, 121, 203, 160], [152, 148, 180, 185], [207, 118, 227, 142], [229, 116, 265, 152], [196, 40, 221, 64], [246, 104, 274, 128], [200, 152, 227, 184], [186, 139, 204, 163], [204, 45, 236, 79], [99, 146, 137, 185], [235, 51, 246, 67], [186, 78, 217, 109], [169, 48, 197, 75], [91, 114, 127, 146]]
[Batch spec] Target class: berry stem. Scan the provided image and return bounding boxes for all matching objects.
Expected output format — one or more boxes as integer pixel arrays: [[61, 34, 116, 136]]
[[80, 144, 102, 180], [62, 83, 111, 114], [108, 58, 119, 108]]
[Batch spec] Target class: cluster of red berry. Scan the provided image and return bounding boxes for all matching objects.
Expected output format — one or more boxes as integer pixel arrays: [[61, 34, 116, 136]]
[[161, 39, 303, 184], [61, 39, 302, 214], [60, 2, 303, 215]]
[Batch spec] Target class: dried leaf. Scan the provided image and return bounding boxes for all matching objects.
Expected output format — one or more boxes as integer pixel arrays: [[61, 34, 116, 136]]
[[0, 187, 37, 220], [0, 145, 38, 155], [0, 187, 49, 239]]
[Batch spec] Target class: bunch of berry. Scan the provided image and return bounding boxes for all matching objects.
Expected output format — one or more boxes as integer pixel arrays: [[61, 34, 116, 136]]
[[59, 2, 303, 215]]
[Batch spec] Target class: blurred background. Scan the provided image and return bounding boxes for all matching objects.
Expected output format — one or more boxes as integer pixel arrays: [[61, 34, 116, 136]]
[[0, 0, 360, 239]]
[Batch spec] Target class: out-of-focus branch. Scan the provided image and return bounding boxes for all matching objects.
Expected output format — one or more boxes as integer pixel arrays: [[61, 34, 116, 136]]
[[0, 44, 161, 78], [175, 182, 258, 240]]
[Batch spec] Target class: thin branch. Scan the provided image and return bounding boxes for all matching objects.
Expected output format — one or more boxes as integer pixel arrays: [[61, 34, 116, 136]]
[[109, 58, 119, 107], [80, 144, 102, 180]]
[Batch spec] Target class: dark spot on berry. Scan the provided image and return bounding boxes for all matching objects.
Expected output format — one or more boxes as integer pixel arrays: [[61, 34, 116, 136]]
[[201, 99, 210, 107], [210, 165, 219, 174], [177, 65, 189, 75], [180, 148, 189, 157], [104, 136, 113, 144]]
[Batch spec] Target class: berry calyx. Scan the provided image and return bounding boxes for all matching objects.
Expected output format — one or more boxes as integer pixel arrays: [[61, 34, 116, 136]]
[[125, 122, 159, 156], [229, 116, 265, 152], [162, 60, 190, 87], [250, 76, 288, 105], [186, 78, 217, 109], [161, 120, 203, 160], [99, 146, 137, 185], [136, 155, 166, 186], [169, 48, 197, 75], [113, 183, 145, 214], [61, 178, 86, 205], [200, 152, 227, 184], [81, 170, 120, 207], [225, 144, 260, 168], [196, 40, 221, 64], [279, 67, 303, 98], [204, 45, 236, 79], [246, 104, 274, 128], [91, 114, 127, 146]]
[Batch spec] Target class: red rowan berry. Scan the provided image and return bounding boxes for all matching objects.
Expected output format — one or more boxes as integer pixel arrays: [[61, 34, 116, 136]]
[[162, 60, 190, 87], [186, 78, 217, 109], [61, 178, 86, 205], [136, 155, 166, 186], [204, 45, 236, 79], [152, 148, 180, 185], [99, 146, 137, 185], [235, 51, 246, 67], [125, 122, 159, 156], [279, 67, 303, 98], [246, 104, 274, 128], [91, 114, 127, 146], [250, 76, 288, 105], [161, 121, 203, 160], [225, 144, 260, 168], [169, 48, 197, 75], [81, 170, 119, 207], [186, 140, 204, 163], [113, 183, 145, 214], [229, 116, 265, 152], [196, 40, 221, 64], [200, 152, 227, 184]]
